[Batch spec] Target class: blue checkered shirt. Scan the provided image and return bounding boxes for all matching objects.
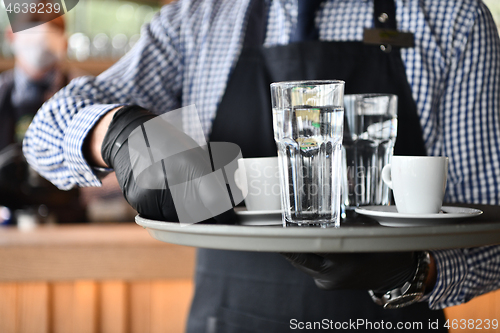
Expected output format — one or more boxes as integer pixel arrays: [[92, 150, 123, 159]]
[[23, 0, 500, 309]]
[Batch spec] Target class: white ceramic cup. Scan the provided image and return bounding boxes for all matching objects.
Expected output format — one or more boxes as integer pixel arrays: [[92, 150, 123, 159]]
[[234, 157, 281, 211], [381, 156, 448, 214]]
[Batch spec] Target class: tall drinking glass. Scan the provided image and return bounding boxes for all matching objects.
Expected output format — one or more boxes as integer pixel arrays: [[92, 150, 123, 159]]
[[271, 80, 345, 228], [341, 94, 398, 216]]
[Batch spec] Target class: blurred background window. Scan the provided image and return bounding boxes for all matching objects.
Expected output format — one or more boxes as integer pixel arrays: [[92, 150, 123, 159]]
[[65, 0, 160, 61], [0, 0, 161, 62]]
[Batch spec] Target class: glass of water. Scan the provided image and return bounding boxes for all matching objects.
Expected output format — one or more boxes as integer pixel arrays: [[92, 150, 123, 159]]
[[341, 94, 398, 216], [271, 80, 345, 228]]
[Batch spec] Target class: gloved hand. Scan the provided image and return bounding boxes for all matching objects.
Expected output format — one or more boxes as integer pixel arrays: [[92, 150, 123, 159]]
[[101, 105, 236, 224], [281, 252, 418, 293]]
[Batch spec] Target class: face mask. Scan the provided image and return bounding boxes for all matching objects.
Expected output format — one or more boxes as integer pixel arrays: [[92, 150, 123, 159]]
[[12, 25, 64, 72]]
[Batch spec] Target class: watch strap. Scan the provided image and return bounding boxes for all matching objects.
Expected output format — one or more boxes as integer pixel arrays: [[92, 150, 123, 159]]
[[368, 251, 431, 309]]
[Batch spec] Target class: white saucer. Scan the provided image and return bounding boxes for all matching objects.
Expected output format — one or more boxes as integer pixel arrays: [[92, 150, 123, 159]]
[[235, 210, 282, 226], [354, 206, 483, 227]]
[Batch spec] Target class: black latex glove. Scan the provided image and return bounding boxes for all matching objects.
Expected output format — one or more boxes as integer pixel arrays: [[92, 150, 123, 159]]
[[281, 252, 418, 293], [101, 105, 236, 224]]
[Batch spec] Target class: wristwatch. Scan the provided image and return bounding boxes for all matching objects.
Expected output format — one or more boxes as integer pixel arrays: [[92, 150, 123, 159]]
[[368, 251, 431, 309]]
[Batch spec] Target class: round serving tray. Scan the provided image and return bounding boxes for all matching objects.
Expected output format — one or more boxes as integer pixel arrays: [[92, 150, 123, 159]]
[[135, 210, 500, 253]]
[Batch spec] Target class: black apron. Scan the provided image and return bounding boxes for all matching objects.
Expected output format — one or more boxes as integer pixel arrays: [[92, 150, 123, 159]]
[[188, 1, 443, 332]]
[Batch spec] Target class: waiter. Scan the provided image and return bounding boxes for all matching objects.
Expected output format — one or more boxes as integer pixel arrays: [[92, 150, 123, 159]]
[[24, 0, 500, 332]]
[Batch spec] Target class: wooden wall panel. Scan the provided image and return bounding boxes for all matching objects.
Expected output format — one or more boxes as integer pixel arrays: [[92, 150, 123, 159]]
[[129, 282, 152, 333], [72, 281, 98, 333], [150, 280, 193, 333], [16, 283, 49, 333], [150, 282, 173, 333], [51, 282, 74, 333], [100, 281, 128, 333], [2, 280, 500, 333], [0, 283, 18, 333]]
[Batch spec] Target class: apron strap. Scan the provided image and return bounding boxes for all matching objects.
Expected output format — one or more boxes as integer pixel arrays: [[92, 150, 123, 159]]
[[289, 0, 324, 42], [243, 0, 269, 48]]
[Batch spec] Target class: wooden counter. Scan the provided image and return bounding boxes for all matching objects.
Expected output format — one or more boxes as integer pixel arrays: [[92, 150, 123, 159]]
[[0, 223, 195, 281], [0, 58, 116, 76], [0, 223, 499, 333], [0, 223, 196, 333]]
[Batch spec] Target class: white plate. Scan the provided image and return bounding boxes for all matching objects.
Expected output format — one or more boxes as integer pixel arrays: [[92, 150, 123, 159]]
[[236, 210, 282, 226], [355, 206, 483, 227]]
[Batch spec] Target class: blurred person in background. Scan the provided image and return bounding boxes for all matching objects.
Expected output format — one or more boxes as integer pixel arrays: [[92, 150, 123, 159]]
[[0, 1, 137, 225], [0, 3, 86, 224], [1, 4, 71, 152]]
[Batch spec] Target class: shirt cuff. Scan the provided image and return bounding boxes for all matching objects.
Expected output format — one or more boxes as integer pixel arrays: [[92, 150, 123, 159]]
[[63, 103, 124, 187], [425, 249, 468, 309]]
